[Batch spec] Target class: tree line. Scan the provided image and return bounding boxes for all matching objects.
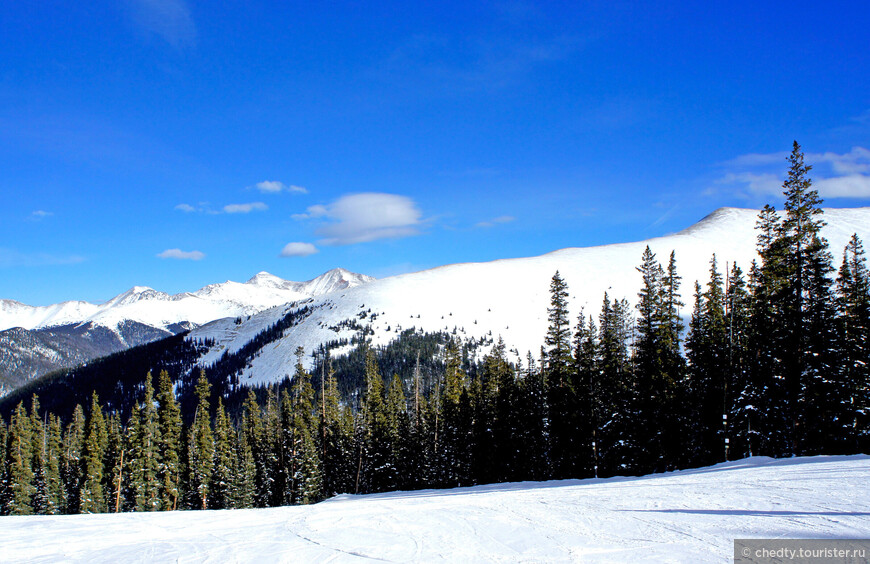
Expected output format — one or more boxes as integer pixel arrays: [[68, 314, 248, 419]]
[[1, 142, 868, 516]]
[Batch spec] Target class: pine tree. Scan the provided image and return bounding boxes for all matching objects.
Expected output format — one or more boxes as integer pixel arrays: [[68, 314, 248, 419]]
[[188, 370, 214, 510], [211, 398, 234, 509], [233, 422, 256, 509], [62, 404, 85, 513], [725, 263, 757, 459], [545, 271, 577, 479], [79, 393, 108, 514], [835, 235, 870, 451], [157, 370, 182, 510], [29, 396, 48, 515], [285, 348, 322, 504], [241, 390, 267, 507], [571, 311, 597, 478], [103, 414, 125, 513], [595, 294, 634, 476], [780, 141, 830, 453], [319, 360, 354, 496], [131, 373, 161, 511], [5, 402, 34, 515]]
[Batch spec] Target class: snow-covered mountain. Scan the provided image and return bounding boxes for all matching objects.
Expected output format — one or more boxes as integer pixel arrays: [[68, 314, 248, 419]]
[[0, 268, 374, 332], [0, 268, 374, 392], [191, 207, 870, 386]]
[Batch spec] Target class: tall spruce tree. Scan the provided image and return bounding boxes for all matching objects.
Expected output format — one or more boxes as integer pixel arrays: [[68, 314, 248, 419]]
[[545, 271, 578, 479], [5, 402, 34, 515], [157, 370, 182, 510], [836, 235, 870, 451], [62, 404, 86, 513], [187, 370, 214, 510], [79, 393, 108, 514], [131, 373, 161, 511]]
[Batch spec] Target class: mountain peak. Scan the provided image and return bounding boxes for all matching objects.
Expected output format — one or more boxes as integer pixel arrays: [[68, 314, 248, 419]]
[[245, 272, 287, 287]]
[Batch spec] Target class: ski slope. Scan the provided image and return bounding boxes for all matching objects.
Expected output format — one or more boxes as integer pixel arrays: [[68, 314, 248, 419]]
[[191, 207, 870, 383], [2, 455, 868, 563]]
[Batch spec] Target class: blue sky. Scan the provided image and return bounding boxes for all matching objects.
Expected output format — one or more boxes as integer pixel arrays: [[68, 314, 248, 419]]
[[2, 1, 869, 305]]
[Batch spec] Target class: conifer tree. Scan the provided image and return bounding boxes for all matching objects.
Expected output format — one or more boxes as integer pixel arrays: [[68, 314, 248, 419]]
[[103, 414, 125, 513], [241, 390, 267, 507], [211, 398, 234, 509], [285, 348, 322, 504], [233, 422, 256, 508], [545, 271, 578, 479], [5, 402, 34, 515], [836, 235, 870, 451], [130, 373, 161, 511], [725, 263, 757, 459], [79, 393, 108, 514], [188, 370, 214, 510], [62, 404, 85, 513], [572, 312, 598, 478], [157, 370, 182, 510]]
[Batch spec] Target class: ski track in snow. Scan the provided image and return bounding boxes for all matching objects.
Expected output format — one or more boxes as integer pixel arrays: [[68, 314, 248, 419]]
[[2, 455, 868, 563]]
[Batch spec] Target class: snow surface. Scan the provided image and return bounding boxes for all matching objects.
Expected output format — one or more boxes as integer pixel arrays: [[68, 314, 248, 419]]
[[0, 269, 374, 333], [190, 207, 870, 381], [2, 455, 868, 563]]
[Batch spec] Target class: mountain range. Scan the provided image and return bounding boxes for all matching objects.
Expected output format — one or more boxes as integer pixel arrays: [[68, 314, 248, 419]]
[[3, 206, 869, 396], [0, 268, 374, 393]]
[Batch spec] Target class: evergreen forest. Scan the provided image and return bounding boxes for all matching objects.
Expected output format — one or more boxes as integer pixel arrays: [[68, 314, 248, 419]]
[[1, 142, 868, 516]]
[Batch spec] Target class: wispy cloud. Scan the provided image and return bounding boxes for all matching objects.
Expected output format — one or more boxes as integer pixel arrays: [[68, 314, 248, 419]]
[[127, 0, 196, 48], [255, 180, 307, 194], [475, 215, 515, 228], [0, 248, 85, 268], [223, 202, 268, 214], [156, 248, 205, 260], [279, 242, 319, 257], [28, 210, 54, 221], [713, 146, 870, 199], [297, 193, 424, 245], [175, 203, 197, 212]]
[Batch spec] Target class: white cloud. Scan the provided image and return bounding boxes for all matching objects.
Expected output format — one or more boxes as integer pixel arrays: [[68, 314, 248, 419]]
[[223, 202, 268, 214], [157, 248, 205, 260], [312, 193, 423, 245], [127, 0, 196, 48], [175, 203, 196, 212], [29, 210, 54, 220], [255, 180, 308, 194], [714, 146, 870, 200], [292, 204, 328, 221], [475, 215, 515, 228], [279, 242, 319, 257]]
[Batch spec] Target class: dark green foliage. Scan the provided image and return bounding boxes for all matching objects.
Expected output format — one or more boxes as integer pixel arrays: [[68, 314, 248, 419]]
[[79, 393, 107, 513], [187, 371, 214, 510], [157, 370, 182, 511]]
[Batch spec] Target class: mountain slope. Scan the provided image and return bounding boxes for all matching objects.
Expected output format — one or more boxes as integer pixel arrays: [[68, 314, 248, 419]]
[[0, 268, 373, 393], [2, 454, 867, 563], [191, 207, 870, 386]]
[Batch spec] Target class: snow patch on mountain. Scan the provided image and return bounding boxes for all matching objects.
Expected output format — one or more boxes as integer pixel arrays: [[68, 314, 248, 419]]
[[189, 207, 870, 383]]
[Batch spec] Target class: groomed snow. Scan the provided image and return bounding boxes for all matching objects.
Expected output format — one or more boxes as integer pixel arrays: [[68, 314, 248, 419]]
[[2, 455, 868, 563]]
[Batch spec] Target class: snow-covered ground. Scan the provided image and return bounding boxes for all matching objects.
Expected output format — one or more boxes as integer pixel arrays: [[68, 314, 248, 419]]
[[3, 455, 868, 563]]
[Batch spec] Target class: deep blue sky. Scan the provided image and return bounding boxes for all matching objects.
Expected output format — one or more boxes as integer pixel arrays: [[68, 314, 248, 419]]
[[2, 1, 869, 305]]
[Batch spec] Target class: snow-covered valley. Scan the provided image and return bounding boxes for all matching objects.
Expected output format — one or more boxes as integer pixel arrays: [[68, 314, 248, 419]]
[[2, 455, 867, 563]]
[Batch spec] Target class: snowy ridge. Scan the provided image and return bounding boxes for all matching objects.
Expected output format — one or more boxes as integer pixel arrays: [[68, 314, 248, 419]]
[[2, 454, 868, 562], [0, 268, 374, 333], [191, 207, 870, 384]]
